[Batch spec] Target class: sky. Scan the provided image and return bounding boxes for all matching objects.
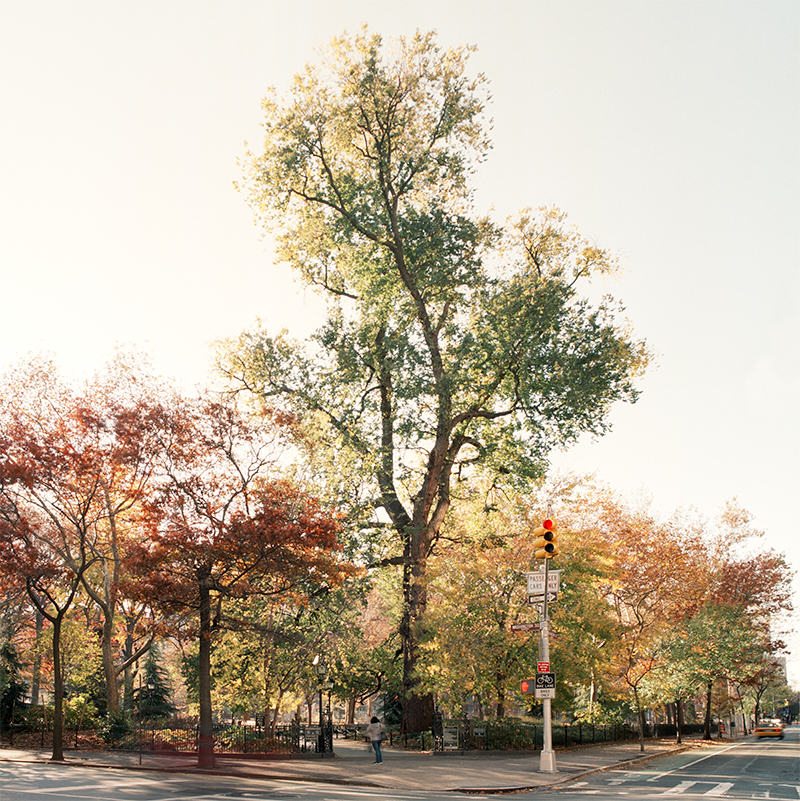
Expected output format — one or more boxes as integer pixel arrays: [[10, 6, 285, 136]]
[[2, 1, 798, 680]]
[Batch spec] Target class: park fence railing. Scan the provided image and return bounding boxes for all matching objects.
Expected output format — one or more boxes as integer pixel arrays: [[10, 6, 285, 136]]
[[1, 716, 718, 756], [0, 718, 335, 756], [385, 718, 658, 752]]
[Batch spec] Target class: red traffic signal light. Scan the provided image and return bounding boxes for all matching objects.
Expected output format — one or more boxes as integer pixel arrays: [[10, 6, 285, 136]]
[[533, 518, 559, 559]]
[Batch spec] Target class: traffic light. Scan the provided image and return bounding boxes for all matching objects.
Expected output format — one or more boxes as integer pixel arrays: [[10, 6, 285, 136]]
[[520, 678, 536, 695], [533, 518, 558, 559]]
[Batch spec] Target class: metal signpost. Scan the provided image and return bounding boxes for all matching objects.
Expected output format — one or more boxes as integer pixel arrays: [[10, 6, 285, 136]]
[[526, 517, 559, 774], [538, 556, 557, 772]]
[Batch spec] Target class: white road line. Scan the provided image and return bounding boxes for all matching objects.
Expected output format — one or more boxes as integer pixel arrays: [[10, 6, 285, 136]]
[[13, 793, 120, 800], [304, 791, 422, 799], [139, 795, 236, 801], [664, 781, 699, 794], [703, 782, 734, 796], [18, 779, 161, 794], [647, 743, 741, 782]]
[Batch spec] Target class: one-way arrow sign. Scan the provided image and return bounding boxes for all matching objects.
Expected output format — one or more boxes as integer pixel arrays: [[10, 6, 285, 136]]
[[528, 592, 558, 604]]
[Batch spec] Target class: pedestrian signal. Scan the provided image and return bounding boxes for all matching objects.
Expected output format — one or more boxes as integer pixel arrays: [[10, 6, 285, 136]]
[[520, 678, 536, 695]]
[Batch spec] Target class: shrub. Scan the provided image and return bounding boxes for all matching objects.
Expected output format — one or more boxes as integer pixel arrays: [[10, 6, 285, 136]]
[[99, 710, 132, 744]]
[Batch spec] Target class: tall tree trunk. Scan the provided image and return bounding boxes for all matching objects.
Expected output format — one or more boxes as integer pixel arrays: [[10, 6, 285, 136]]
[[30, 609, 43, 707], [633, 686, 645, 752], [121, 615, 139, 711], [100, 487, 120, 715], [50, 616, 64, 761], [347, 695, 356, 725], [754, 688, 765, 724], [269, 689, 284, 732], [261, 628, 274, 734], [676, 698, 684, 744], [101, 615, 119, 715], [495, 671, 506, 719], [703, 681, 713, 740], [400, 547, 434, 733], [197, 571, 214, 768]]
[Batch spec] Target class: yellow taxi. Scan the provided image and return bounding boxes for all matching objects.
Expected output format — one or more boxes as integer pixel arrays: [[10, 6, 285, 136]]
[[754, 719, 785, 739]]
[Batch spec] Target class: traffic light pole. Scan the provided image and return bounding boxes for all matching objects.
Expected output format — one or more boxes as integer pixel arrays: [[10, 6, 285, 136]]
[[539, 557, 557, 773]]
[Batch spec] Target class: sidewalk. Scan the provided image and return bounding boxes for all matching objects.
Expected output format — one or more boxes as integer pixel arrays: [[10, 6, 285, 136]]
[[0, 737, 709, 794]]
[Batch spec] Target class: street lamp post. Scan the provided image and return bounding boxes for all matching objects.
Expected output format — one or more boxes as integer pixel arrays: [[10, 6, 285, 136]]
[[312, 655, 327, 754]]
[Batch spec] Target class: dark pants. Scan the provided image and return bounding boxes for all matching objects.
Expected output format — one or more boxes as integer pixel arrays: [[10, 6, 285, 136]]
[[371, 739, 383, 762]]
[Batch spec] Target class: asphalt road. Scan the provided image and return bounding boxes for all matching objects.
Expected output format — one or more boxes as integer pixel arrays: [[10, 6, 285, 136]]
[[0, 761, 485, 801], [544, 725, 800, 800]]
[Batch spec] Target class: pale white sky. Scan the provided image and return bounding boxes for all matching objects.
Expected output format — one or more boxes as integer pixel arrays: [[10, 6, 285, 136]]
[[2, 1, 798, 680]]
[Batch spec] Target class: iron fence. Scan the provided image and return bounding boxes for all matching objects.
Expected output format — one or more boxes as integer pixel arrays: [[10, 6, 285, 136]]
[[0, 719, 335, 755]]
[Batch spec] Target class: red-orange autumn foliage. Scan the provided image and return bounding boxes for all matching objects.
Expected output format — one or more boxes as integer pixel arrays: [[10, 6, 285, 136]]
[[124, 395, 351, 768], [0, 360, 167, 759]]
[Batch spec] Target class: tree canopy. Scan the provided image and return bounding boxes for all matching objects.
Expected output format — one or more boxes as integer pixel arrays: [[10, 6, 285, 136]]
[[227, 28, 648, 731]]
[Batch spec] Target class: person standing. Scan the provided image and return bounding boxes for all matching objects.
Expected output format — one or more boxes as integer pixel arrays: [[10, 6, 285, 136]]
[[366, 716, 384, 763]]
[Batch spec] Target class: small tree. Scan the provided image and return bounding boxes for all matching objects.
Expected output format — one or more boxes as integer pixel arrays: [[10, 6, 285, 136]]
[[136, 648, 176, 722], [127, 395, 351, 767], [0, 641, 27, 730]]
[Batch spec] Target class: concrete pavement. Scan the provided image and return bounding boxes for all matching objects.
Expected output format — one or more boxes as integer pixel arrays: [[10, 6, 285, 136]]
[[0, 736, 713, 794]]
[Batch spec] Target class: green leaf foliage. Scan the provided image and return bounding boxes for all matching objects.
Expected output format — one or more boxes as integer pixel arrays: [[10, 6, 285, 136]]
[[227, 28, 649, 729]]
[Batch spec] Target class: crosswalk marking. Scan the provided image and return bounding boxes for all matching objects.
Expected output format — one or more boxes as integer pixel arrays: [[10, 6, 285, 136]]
[[647, 743, 740, 782], [703, 782, 734, 796], [664, 781, 698, 794]]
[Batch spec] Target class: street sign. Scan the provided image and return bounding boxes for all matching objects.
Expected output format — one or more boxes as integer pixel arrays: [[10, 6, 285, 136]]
[[527, 592, 558, 604], [525, 570, 561, 596], [535, 671, 556, 699], [537, 661, 550, 673], [511, 622, 541, 632], [442, 726, 460, 750]]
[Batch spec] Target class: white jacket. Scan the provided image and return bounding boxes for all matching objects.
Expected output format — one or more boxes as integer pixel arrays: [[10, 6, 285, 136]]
[[366, 721, 384, 742]]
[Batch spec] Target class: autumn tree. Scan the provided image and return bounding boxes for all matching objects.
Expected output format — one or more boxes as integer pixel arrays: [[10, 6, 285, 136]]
[[586, 497, 707, 751], [71, 361, 170, 715], [0, 361, 153, 759], [691, 503, 793, 738], [0, 359, 172, 721], [127, 395, 349, 767], [227, 29, 648, 732], [0, 365, 104, 760]]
